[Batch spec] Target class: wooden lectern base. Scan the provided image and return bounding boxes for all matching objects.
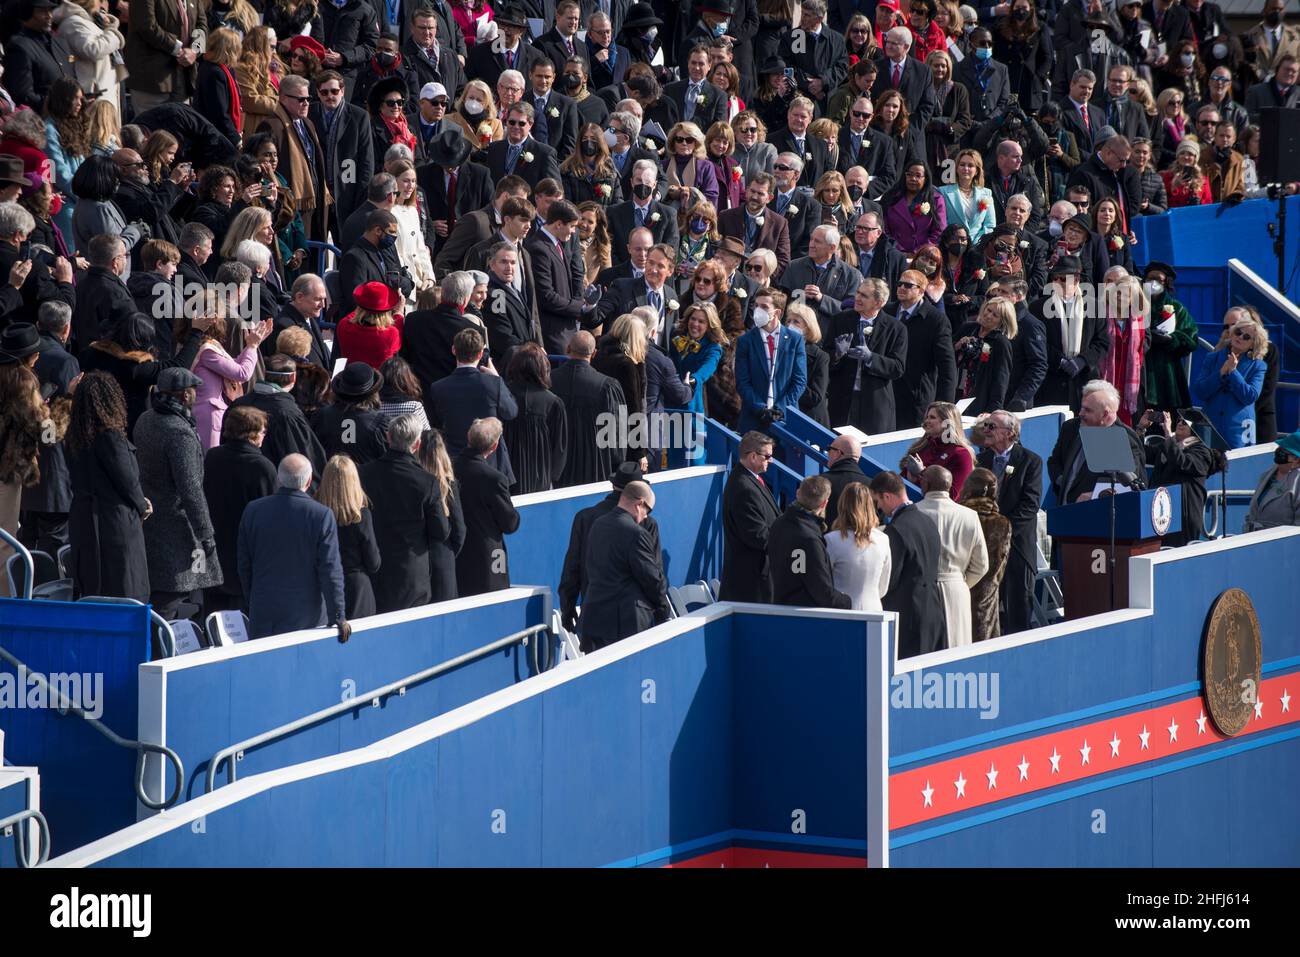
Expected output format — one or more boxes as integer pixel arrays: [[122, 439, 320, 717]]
[[1057, 537, 1164, 620]]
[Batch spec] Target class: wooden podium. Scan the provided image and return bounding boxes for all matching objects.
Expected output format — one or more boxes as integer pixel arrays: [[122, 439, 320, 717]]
[[1046, 486, 1181, 620]]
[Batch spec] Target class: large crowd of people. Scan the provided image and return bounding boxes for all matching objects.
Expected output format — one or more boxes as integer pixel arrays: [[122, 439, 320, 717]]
[[1, 0, 1298, 649]]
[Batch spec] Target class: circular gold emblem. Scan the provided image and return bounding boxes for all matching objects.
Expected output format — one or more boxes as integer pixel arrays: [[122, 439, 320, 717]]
[[1202, 588, 1263, 737]]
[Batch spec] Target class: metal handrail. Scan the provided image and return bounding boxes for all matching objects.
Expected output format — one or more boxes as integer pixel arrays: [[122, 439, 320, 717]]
[[204, 623, 554, 793], [1203, 488, 1259, 538], [0, 643, 185, 811], [0, 528, 33, 599], [0, 809, 50, 868], [78, 596, 176, 659]]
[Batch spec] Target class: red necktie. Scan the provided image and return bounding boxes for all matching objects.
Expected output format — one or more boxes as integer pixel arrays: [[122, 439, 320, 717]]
[[555, 239, 565, 262], [506, 50, 515, 68], [1002, 175, 1010, 193], [892, 63, 901, 88], [766, 333, 776, 365], [1081, 105, 1090, 133]]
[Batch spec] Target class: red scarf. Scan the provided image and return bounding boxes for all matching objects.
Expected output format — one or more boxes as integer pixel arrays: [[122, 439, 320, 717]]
[[1101, 314, 1146, 426], [219, 63, 243, 134], [382, 111, 417, 154]]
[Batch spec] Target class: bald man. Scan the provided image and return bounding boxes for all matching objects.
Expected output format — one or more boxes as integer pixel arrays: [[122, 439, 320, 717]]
[[113, 148, 185, 252], [823, 433, 868, 527], [577, 479, 670, 652]]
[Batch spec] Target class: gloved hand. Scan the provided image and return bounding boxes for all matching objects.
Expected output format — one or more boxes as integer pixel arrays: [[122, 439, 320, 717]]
[[833, 333, 852, 358], [1059, 355, 1086, 377], [337, 617, 352, 644], [847, 345, 872, 362]]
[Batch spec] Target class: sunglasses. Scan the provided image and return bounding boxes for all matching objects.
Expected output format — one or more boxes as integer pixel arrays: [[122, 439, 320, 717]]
[[852, 110, 873, 119], [1233, 330, 1254, 340], [319, 88, 342, 96], [429, 99, 448, 107], [383, 98, 404, 107], [738, 126, 758, 134], [506, 119, 530, 127], [673, 135, 696, 144], [897, 280, 920, 289], [745, 263, 765, 272], [1211, 75, 1232, 82], [1170, 98, 1184, 105], [773, 163, 795, 172], [283, 93, 312, 103]]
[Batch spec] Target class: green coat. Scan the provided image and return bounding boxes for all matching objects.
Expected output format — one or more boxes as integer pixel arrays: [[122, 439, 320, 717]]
[[1143, 295, 1197, 410]]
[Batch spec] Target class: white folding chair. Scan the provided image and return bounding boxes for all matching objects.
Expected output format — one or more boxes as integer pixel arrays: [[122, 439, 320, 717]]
[[667, 582, 715, 618], [205, 610, 251, 648], [551, 609, 583, 663], [169, 619, 207, 655]]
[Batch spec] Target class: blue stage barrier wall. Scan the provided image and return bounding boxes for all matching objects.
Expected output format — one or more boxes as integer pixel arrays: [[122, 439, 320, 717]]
[[0, 769, 36, 870], [141, 589, 550, 809], [510, 465, 727, 597], [0, 599, 150, 854]]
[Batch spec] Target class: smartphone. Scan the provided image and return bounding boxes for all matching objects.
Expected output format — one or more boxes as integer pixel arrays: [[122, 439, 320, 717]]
[[261, 177, 273, 191], [783, 67, 795, 87]]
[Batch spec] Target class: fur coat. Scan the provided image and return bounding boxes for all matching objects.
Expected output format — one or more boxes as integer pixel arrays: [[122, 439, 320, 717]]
[[964, 495, 1012, 642]]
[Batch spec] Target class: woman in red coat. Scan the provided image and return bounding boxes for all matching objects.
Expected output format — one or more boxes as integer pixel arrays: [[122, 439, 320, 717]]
[[1162, 140, 1214, 209], [334, 282, 405, 370], [899, 400, 976, 498], [907, 0, 950, 62]]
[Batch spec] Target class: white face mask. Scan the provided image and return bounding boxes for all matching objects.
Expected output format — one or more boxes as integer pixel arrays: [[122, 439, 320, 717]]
[[1049, 220, 1063, 237], [1212, 42, 1228, 59], [753, 307, 771, 329], [1180, 53, 1197, 67], [603, 128, 619, 148], [463, 98, 485, 116], [1144, 279, 1164, 297]]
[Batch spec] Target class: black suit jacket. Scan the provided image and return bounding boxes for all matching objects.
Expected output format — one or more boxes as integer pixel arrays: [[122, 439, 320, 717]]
[[526, 89, 580, 162], [823, 456, 869, 529], [1032, 294, 1111, 410], [826, 310, 909, 433], [310, 100, 375, 226], [482, 136, 561, 190], [311, 403, 389, 465], [835, 125, 898, 189], [72, 269, 138, 355], [1057, 97, 1108, 154], [768, 506, 852, 609], [768, 129, 833, 191], [976, 442, 1043, 569], [453, 451, 521, 597], [776, 256, 862, 322], [272, 301, 331, 369], [400, 302, 480, 389], [1067, 152, 1143, 232], [768, 186, 822, 263], [718, 465, 781, 603], [5, 27, 75, 111], [1008, 305, 1048, 411], [586, 39, 631, 91], [663, 78, 727, 130], [483, 275, 539, 365], [779, 24, 849, 109], [337, 240, 405, 316], [1047, 417, 1146, 504], [579, 507, 670, 648], [887, 300, 957, 430], [882, 502, 947, 658], [524, 230, 591, 355], [872, 56, 938, 129], [954, 57, 1011, 129], [594, 260, 638, 287], [606, 200, 680, 261], [340, 200, 383, 255], [434, 205, 498, 274], [464, 38, 545, 90], [425, 366, 518, 484], [536, 27, 588, 73], [717, 205, 792, 274], [418, 160, 494, 251], [401, 37, 465, 100], [854, 236, 910, 294], [359, 449, 449, 613], [1245, 80, 1300, 118]]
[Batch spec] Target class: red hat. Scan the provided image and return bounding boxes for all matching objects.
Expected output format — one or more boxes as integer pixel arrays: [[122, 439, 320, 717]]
[[288, 35, 327, 60], [877, 0, 900, 12], [353, 281, 401, 313]]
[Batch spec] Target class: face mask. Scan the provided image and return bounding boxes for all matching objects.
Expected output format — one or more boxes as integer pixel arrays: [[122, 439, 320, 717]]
[[1275, 448, 1292, 465], [946, 240, 967, 256], [753, 306, 770, 329], [1041, 120, 1058, 133], [975, 46, 992, 60], [644, 26, 658, 41], [915, 259, 937, 276], [376, 51, 397, 68], [1180, 53, 1196, 67], [847, 183, 864, 201], [581, 139, 599, 157], [1012, 7, 1030, 20], [1265, 10, 1282, 25], [603, 128, 620, 148], [379, 232, 397, 249], [562, 73, 581, 92], [632, 183, 653, 200], [712, 19, 729, 36], [1212, 42, 1228, 60], [1049, 220, 1063, 237], [463, 98, 484, 116], [1144, 279, 1164, 297], [690, 218, 709, 234]]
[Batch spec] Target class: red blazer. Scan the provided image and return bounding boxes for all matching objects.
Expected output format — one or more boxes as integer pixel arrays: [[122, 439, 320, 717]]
[[1161, 168, 1214, 209], [334, 313, 405, 369]]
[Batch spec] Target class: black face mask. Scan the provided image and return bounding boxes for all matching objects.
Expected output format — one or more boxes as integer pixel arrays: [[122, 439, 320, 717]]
[[562, 73, 581, 92], [946, 241, 968, 256], [847, 184, 864, 201], [376, 51, 397, 68], [1012, 7, 1030, 19], [581, 139, 599, 157], [1265, 10, 1282, 25], [632, 183, 653, 200], [1275, 448, 1292, 465]]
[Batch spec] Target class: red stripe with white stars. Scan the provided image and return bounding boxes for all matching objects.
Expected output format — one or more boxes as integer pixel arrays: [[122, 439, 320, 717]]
[[890, 676, 1296, 830]]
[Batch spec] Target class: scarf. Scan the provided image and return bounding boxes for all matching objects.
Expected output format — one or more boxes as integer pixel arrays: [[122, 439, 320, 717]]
[[151, 390, 197, 427], [1055, 295, 1086, 359], [219, 63, 243, 133], [1164, 114, 1185, 144], [382, 110, 417, 154], [667, 154, 698, 194], [1100, 312, 1145, 425]]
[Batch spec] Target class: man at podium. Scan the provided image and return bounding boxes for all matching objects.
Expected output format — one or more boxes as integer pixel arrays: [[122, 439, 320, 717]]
[[1048, 380, 1147, 504]]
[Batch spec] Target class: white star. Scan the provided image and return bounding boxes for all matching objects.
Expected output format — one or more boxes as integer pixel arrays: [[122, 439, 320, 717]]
[[1139, 725, 1151, 750], [1254, 699, 1264, 719], [1079, 740, 1092, 766], [1049, 748, 1061, 773], [1109, 733, 1121, 758], [1196, 711, 1208, 735], [1017, 755, 1030, 781], [1282, 690, 1292, 713], [1167, 717, 1179, 742], [921, 780, 934, 808], [954, 772, 967, 798], [986, 763, 999, 790]]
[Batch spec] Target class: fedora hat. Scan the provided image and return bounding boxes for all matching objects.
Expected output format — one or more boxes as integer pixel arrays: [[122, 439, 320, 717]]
[[0, 323, 40, 364], [1048, 254, 1082, 277], [494, 3, 530, 27], [0, 155, 27, 189], [623, 3, 664, 30], [718, 235, 747, 259], [425, 128, 472, 168], [757, 56, 788, 76], [353, 281, 402, 313], [331, 361, 384, 400]]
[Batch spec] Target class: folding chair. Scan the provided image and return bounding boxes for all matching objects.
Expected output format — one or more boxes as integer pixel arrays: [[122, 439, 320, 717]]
[[169, 619, 207, 655], [205, 610, 251, 648], [6, 550, 72, 600], [667, 581, 715, 618], [1031, 544, 1065, 628], [551, 609, 582, 662]]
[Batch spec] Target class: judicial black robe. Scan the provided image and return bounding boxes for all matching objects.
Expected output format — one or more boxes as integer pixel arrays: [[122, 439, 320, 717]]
[[550, 358, 627, 488]]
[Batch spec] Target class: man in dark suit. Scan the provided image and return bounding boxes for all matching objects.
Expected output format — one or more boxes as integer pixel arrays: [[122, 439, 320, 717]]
[[768, 153, 822, 262], [718, 174, 792, 274], [552, 331, 627, 485], [176, 223, 213, 294], [1245, 55, 1300, 118], [827, 277, 908, 433], [272, 274, 331, 368], [453, 417, 522, 597], [663, 43, 728, 130], [851, 210, 909, 294], [253, 77, 332, 240], [734, 289, 808, 434], [822, 434, 869, 528], [605, 110, 661, 202], [778, 1, 848, 117], [340, 174, 398, 253], [992, 277, 1047, 411], [417, 130, 494, 257], [483, 242, 541, 365], [719, 430, 781, 603], [974, 411, 1043, 633], [71, 236, 136, 353], [870, 470, 946, 658], [403, 9, 466, 101], [768, 99, 833, 192], [424, 328, 519, 484], [337, 210, 410, 317], [311, 71, 376, 232], [578, 480, 670, 651], [319, 0, 378, 98], [465, 4, 544, 90], [400, 271, 481, 388], [1032, 256, 1110, 411], [598, 244, 681, 343], [998, 198, 1050, 295], [483, 102, 562, 191], [1058, 69, 1108, 154], [954, 30, 1011, 131], [5, 0, 76, 111], [1048, 380, 1146, 505], [836, 96, 898, 189], [526, 58, 581, 162], [526, 200, 597, 353], [887, 269, 956, 430], [594, 225, 653, 287], [1100, 64, 1149, 141], [777, 225, 863, 323], [238, 454, 348, 641], [1067, 134, 1141, 230], [433, 175, 531, 275], [768, 475, 853, 609], [537, 0, 589, 73], [988, 141, 1048, 234], [873, 25, 938, 132], [606, 161, 680, 262], [584, 9, 631, 90]]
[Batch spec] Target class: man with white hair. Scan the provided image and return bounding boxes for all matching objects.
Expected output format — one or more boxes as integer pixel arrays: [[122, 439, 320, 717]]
[[238, 453, 348, 641], [778, 224, 863, 321], [607, 159, 678, 260], [605, 110, 655, 198], [770, 151, 822, 260], [1047, 379, 1146, 504], [872, 25, 938, 131], [454, 416, 521, 597], [778, 0, 848, 114], [974, 409, 1043, 634]]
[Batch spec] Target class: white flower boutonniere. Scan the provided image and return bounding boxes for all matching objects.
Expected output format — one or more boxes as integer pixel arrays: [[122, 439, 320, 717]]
[[1019, 240, 1029, 249], [805, 152, 812, 161], [596, 183, 612, 198], [521, 150, 534, 164], [547, 106, 560, 118], [787, 205, 799, 215], [668, 299, 680, 311], [918, 201, 931, 215], [696, 93, 707, 105], [752, 215, 765, 226], [733, 287, 747, 298], [1004, 464, 1016, 476], [649, 211, 661, 223], [973, 267, 987, 280], [643, 137, 656, 149]]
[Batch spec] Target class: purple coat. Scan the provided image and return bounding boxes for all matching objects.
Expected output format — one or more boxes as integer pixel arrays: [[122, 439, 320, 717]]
[[669, 154, 719, 210], [193, 342, 260, 451], [705, 154, 744, 212], [883, 192, 947, 254]]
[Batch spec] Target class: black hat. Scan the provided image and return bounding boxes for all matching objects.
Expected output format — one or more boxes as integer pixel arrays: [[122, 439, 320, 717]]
[[331, 361, 384, 399], [157, 366, 203, 392], [610, 461, 645, 488], [494, 3, 530, 27], [367, 75, 410, 114], [1143, 260, 1177, 283], [622, 2, 664, 30], [28, 0, 58, 8], [699, 0, 736, 13], [0, 155, 27, 189], [0, 323, 40, 364], [425, 128, 472, 167], [1049, 255, 1082, 277], [1062, 213, 1093, 237], [757, 56, 788, 76]]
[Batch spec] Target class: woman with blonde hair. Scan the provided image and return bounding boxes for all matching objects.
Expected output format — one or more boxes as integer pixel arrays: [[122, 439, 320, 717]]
[[317, 454, 381, 619], [731, 109, 775, 184], [142, 130, 181, 185], [1151, 86, 1189, 169], [671, 301, 726, 417], [824, 482, 892, 612], [664, 121, 720, 211], [386, 158, 436, 311], [937, 148, 995, 243], [785, 302, 831, 427], [1192, 315, 1270, 449], [193, 27, 245, 151], [560, 122, 621, 206], [576, 201, 612, 285], [85, 98, 121, 156], [809, 116, 841, 168], [417, 428, 465, 603], [957, 467, 1011, 641], [593, 314, 649, 463], [449, 80, 502, 148], [336, 282, 404, 369], [219, 206, 280, 288], [209, 0, 260, 35], [925, 49, 971, 168], [954, 296, 1017, 416], [184, 290, 270, 449], [901, 400, 975, 497], [53, 0, 127, 114], [235, 25, 283, 124], [678, 197, 720, 276], [813, 170, 855, 233]]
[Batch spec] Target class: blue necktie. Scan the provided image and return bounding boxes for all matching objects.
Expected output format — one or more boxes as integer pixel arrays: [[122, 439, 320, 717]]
[[685, 82, 699, 121], [745, 213, 758, 248], [636, 206, 647, 227], [648, 288, 661, 313], [507, 143, 521, 173]]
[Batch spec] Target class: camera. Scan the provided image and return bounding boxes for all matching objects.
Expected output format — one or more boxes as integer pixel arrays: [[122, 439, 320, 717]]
[[956, 337, 984, 362], [758, 407, 784, 427]]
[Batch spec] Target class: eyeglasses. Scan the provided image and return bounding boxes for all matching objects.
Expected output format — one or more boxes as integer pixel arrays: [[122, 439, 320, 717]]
[[848, 26, 869, 33], [318, 88, 342, 97], [1198, 118, 1218, 126], [695, 276, 715, 285], [758, 452, 774, 460], [774, 163, 795, 172], [738, 126, 758, 134], [506, 119, 530, 127], [852, 110, 873, 119], [744, 263, 765, 273], [856, 224, 881, 233], [383, 98, 404, 107], [1211, 75, 1232, 82], [1233, 330, 1254, 340], [897, 280, 920, 289], [283, 93, 312, 103], [673, 135, 696, 144]]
